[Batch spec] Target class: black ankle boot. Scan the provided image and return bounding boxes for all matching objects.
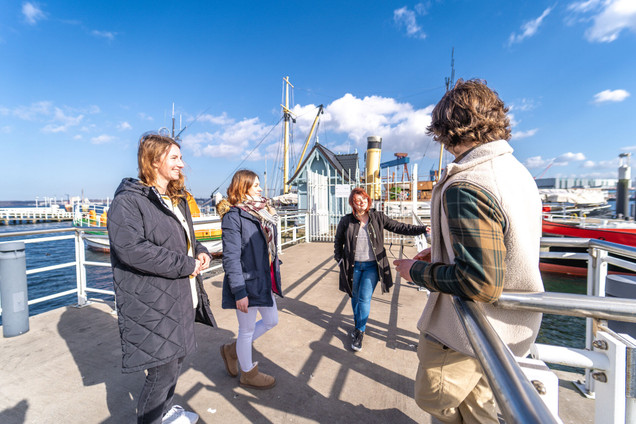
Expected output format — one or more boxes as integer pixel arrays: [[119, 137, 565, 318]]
[[351, 329, 364, 351]]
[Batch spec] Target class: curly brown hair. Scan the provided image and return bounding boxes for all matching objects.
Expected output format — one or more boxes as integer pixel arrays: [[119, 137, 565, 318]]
[[137, 133, 185, 204], [426, 79, 511, 148]]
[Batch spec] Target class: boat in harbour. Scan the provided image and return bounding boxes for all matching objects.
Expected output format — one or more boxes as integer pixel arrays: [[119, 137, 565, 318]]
[[74, 194, 222, 255], [541, 216, 636, 275]]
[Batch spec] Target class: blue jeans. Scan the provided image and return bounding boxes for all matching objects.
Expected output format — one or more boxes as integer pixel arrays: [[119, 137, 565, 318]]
[[351, 261, 379, 332]]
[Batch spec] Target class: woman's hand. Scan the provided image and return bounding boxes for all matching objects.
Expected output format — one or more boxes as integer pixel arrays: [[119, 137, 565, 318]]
[[236, 296, 249, 313], [191, 259, 202, 277], [197, 252, 211, 270], [413, 247, 431, 262]]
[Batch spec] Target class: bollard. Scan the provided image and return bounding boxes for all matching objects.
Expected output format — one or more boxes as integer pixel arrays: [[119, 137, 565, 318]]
[[0, 241, 29, 337]]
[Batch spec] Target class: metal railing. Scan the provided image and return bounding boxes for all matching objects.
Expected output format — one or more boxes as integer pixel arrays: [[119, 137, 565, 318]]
[[452, 296, 559, 423], [449, 236, 636, 423]]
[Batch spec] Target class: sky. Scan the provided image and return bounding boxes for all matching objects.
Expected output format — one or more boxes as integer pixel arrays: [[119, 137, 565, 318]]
[[1, 0, 636, 201]]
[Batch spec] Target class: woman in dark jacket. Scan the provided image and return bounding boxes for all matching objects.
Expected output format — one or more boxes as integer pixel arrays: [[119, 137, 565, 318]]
[[334, 187, 427, 352], [108, 133, 216, 424], [218, 169, 283, 390]]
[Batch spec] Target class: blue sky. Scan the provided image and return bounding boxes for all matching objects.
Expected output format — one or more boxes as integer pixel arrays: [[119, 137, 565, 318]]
[[1, 0, 635, 201]]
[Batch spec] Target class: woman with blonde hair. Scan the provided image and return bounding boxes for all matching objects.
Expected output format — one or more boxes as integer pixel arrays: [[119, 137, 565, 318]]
[[108, 132, 216, 424], [218, 169, 282, 389]]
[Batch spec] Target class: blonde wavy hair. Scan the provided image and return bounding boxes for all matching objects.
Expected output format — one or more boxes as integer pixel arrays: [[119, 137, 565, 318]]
[[426, 79, 511, 149], [137, 133, 185, 204]]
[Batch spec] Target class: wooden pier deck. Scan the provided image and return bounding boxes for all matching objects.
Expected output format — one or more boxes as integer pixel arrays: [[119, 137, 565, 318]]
[[0, 242, 593, 423]]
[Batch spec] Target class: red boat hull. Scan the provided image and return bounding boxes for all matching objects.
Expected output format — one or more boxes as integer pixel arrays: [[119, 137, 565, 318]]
[[542, 219, 636, 246]]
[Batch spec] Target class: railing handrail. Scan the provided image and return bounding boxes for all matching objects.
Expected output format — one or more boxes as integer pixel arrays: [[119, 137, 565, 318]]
[[495, 291, 636, 322], [452, 296, 559, 423]]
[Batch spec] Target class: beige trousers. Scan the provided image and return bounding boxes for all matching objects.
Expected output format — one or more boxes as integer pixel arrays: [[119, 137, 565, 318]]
[[414, 332, 498, 424]]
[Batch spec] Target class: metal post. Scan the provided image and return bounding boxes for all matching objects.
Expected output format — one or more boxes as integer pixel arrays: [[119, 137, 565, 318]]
[[0, 241, 29, 337], [74, 230, 88, 306], [412, 163, 418, 221]]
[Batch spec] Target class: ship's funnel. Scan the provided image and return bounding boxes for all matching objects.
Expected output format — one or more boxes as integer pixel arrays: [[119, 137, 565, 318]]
[[366, 136, 382, 200]]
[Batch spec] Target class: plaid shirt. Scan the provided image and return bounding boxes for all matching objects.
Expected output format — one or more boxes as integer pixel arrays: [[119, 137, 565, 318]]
[[410, 181, 507, 303]]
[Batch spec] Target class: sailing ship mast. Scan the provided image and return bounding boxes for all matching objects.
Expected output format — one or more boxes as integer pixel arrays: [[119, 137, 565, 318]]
[[282, 76, 294, 194]]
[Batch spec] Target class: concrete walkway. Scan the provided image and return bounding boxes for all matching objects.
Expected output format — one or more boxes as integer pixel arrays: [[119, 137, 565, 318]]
[[0, 242, 592, 423]]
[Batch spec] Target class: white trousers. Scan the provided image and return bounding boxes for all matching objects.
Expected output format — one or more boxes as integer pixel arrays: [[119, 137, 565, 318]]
[[235, 293, 279, 372]]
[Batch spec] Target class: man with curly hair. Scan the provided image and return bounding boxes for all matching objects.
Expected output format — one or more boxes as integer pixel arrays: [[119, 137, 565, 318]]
[[394, 79, 544, 423]]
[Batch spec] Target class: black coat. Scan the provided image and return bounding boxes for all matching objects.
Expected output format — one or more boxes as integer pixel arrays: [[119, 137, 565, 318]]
[[334, 209, 427, 296], [220, 206, 283, 309], [108, 178, 216, 373]]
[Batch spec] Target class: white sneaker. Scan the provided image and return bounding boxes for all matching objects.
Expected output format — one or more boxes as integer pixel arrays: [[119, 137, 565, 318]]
[[162, 405, 199, 424]]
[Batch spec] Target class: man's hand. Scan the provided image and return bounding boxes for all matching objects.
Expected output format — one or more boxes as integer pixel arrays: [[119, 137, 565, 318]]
[[413, 247, 431, 262], [236, 296, 249, 313], [197, 252, 211, 270], [393, 259, 417, 283]]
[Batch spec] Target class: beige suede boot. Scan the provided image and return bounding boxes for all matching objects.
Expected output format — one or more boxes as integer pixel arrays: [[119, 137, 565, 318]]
[[239, 362, 276, 390], [220, 341, 238, 377]]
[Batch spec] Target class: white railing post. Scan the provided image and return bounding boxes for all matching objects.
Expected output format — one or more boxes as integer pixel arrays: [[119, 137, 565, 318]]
[[583, 246, 609, 395], [74, 230, 89, 306], [277, 216, 282, 255]]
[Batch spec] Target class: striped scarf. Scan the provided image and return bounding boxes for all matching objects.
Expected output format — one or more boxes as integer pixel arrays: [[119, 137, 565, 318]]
[[238, 196, 278, 261]]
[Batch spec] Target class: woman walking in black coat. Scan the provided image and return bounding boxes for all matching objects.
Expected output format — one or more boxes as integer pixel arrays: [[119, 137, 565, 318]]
[[108, 133, 216, 424], [334, 187, 427, 352], [218, 169, 283, 390]]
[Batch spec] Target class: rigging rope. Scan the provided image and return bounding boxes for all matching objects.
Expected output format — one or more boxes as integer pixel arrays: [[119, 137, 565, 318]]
[[210, 115, 284, 197]]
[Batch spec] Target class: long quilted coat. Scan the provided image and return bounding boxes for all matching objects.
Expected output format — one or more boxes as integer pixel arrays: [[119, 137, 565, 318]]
[[108, 178, 216, 373]]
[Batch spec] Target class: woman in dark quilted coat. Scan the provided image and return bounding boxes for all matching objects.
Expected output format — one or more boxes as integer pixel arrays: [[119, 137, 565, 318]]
[[108, 133, 216, 424]]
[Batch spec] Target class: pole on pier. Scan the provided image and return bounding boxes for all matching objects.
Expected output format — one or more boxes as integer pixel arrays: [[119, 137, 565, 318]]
[[617, 153, 630, 219], [0, 241, 29, 337]]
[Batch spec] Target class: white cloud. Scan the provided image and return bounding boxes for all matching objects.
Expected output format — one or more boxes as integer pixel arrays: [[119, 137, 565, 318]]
[[198, 112, 234, 126], [511, 128, 538, 139], [6, 101, 52, 120], [593, 89, 630, 103], [182, 117, 272, 159], [525, 152, 586, 169], [91, 30, 116, 41], [318, 94, 434, 158], [524, 156, 549, 169], [581, 158, 619, 170], [508, 7, 553, 45], [42, 108, 84, 133], [22, 2, 46, 25], [393, 5, 427, 39], [621, 145, 636, 151], [182, 94, 436, 162], [568, 0, 636, 42], [509, 98, 538, 112], [138, 113, 154, 121], [73, 134, 83, 140], [91, 134, 115, 144], [555, 152, 586, 164], [1, 126, 11, 133], [117, 121, 132, 131]]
